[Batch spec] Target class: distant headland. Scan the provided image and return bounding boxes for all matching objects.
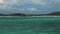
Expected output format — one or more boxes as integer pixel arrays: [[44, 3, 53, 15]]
[[0, 11, 60, 16]]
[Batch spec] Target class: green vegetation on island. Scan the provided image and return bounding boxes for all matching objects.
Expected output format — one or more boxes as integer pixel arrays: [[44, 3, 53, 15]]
[[0, 11, 60, 16]]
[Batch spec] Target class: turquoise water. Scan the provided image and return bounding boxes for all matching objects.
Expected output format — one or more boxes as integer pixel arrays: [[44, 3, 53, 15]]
[[0, 16, 60, 34]]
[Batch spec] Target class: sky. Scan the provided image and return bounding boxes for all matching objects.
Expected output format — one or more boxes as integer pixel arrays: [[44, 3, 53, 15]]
[[0, 0, 60, 14]]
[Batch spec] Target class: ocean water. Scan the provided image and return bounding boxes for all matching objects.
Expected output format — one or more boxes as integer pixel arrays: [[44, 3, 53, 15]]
[[0, 16, 60, 34]]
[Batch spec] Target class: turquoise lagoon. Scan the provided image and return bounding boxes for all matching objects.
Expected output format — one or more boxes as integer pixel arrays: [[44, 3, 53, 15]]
[[0, 16, 60, 34]]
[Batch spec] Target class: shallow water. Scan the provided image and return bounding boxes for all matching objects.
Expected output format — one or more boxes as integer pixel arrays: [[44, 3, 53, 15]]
[[0, 16, 60, 34]]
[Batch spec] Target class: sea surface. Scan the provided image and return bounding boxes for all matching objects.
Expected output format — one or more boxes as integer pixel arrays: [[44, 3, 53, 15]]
[[0, 16, 60, 34]]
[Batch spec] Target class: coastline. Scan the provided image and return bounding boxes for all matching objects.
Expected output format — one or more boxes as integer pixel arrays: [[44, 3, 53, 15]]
[[0, 16, 60, 17]]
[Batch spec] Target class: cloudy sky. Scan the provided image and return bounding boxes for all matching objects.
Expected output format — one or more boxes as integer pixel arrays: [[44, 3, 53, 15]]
[[0, 0, 60, 14]]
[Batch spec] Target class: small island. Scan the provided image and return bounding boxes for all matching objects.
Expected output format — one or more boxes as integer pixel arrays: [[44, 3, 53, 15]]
[[0, 11, 60, 16]]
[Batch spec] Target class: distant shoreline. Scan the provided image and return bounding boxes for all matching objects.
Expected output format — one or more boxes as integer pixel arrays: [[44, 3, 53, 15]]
[[0, 11, 60, 16], [0, 16, 60, 17]]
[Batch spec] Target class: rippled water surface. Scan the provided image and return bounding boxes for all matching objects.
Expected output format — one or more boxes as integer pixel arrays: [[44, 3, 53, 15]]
[[0, 16, 60, 34]]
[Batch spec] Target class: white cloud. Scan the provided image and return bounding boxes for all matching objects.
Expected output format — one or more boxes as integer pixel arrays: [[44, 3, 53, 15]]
[[30, 8, 37, 11], [31, 0, 45, 5], [27, 8, 37, 11], [19, 8, 37, 11], [0, 0, 60, 10], [0, 0, 4, 4], [0, 0, 46, 8]]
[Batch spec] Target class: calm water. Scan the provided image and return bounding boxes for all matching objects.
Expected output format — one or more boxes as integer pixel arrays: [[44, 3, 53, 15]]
[[0, 16, 60, 34]]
